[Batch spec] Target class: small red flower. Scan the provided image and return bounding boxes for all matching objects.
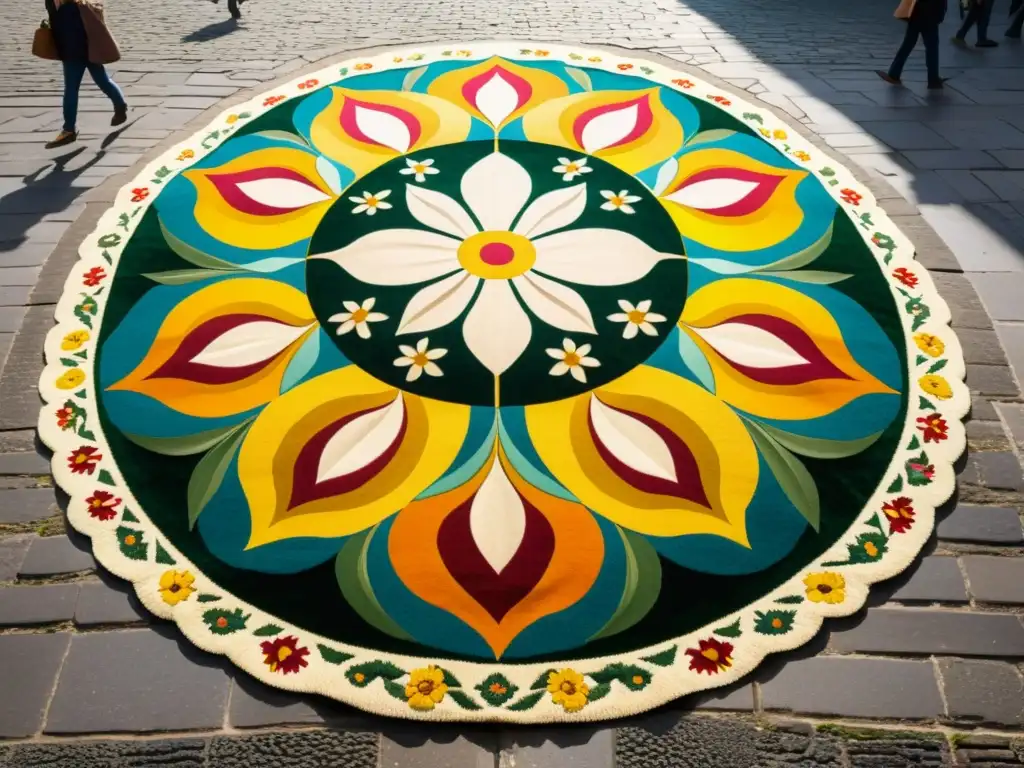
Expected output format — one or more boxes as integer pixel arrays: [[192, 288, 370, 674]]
[[908, 462, 935, 480], [672, 78, 695, 88], [297, 79, 319, 90], [882, 496, 915, 534], [839, 188, 863, 205], [67, 446, 101, 475], [617, 63, 634, 71], [892, 267, 918, 288], [82, 267, 106, 287], [916, 414, 949, 443], [685, 637, 733, 675], [86, 490, 121, 521], [56, 406, 74, 429], [263, 95, 286, 106], [130, 188, 149, 203], [260, 635, 310, 674]]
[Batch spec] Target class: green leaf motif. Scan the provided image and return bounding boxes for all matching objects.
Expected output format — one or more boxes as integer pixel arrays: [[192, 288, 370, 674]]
[[507, 690, 546, 711], [197, 594, 221, 603], [775, 595, 804, 604], [116, 526, 147, 561], [590, 527, 661, 640], [187, 420, 254, 529], [756, 424, 882, 460], [317, 644, 355, 665], [346, 660, 405, 687], [253, 624, 283, 637], [383, 679, 407, 700], [686, 128, 737, 147], [907, 435, 921, 450], [589, 663, 651, 691], [143, 268, 245, 286], [97, 233, 121, 248], [401, 65, 428, 91], [887, 476, 904, 493], [564, 66, 593, 91], [713, 618, 742, 638], [641, 646, 677, 667], [154, 541, 176, 565], [756, 270, 851, 285], [587, 682, 612, 703], [447, 689, 483, 710], [335, 526, 415, 641], [203, 607, 249, 635], [122, 509, 140, 523], [159, 217, 243, 271], [97, 469, 115, 486], [753, 609, 796, 635], [475, 673, 518, 707], [755, 223, 833, 273], [440, 668, 461, 688], [125, 421, 252, 457], [744, 419, 820, 530], [530, 669, 556, 690], [60, 358, 79, 367], [919, 396, 935, 411], [742, 112, 763, 124], [928, 359, 948, 374]]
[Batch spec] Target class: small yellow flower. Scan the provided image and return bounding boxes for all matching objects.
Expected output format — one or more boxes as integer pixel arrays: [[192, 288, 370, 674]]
[[794, 150, 811, 161], [914, 333, 944, 358], [177, 149, 195, 161], [56, 369, 86, 390], [547, 668, 590, 713], [158, 570, 195, 606], [588, 56, 602, 62], [405, 665, 448, 710], [226, 114, 239, 124], [61, 330, 90, 351], [393, 56, 403, 62], [804, 572, 846, 604], [759, 128, 771, 137], [773, 129, 788, 140], [919, 374, 952, 400]]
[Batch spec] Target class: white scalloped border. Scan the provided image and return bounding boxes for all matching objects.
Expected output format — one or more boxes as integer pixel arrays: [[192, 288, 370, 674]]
[[37, 41, 969, 723]]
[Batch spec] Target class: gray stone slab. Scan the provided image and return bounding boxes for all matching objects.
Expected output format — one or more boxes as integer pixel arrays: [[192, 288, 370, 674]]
[[45, 629, 231, 733], [0, 487, 59, 524], [903, 149, 1005, 170], [974, 170, 1024, 201], [74, 581, 149, 626], [0, 286, 29, 306], [209, 729, 379, 768], [0, 451, 50, 475], [19, 535, 95, 577], [994, 322, 1024, 392], [0, 535, 31, 581], [0, 583, 78, 625], [974, 451, 1024, 491], [971, 395, 999, 421], [940, 659, 1024, 727], [921, 204, 1024, 273], [0, 304, 52, 430], [934, 170, 1001, 203], [0, 305, 27, 333], [891, 556, 968, 603], [503, 728, 615, 768], [861, 121, 953, 150], [955, 328, 1010, 366], [4, 737, 207, 768], [962, 556, 1024, 605], [0, 242, 56, 268], [990, 150, 1024, 169], [759, 656, 943, 719], [938, 505, 1023, 544], [829, 608, 1024, 657], [966, 363, 1019, 397], [996, 401, 1024, 451], [229, 679, 325, 728], [930, 120, 1024, 150], [0, 633, 70, 737], [380, 730, 496, 768], [971, 272, 1024, 319], [887, 212, 962, 272]]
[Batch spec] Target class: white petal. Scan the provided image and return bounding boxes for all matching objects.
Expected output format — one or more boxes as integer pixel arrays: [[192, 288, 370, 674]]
[[639, 322, 658, 337], [312, 229, 460, 286], [394, 357, 414, 367], [356, 322, 371, 339], [617, 299, 635, 312], [423, 167, 439, 175], [636, 299, 652, 313], [563, 338, 577, 353], [425, 348, 447, 360], [376, 190, 391, 200], [533, 229, 682, 286], [375, 201, 393, 210], [362, 297, 376, 310], [589, 396, 677, 481], [342, 301, 360, 312], [316, 396, 404, 484], [189, 321, 310, 368], [329, 311, 353, 322], [469, 458, 526, 574], [512, 184, 587, 239], [398, 345, 417, 357], [351, 204, 369, 214], [580, 103, 639, 153], [354, 104, 411, 153], [689, 321, 810, 369], [599, 201, 618, 211], [646, 313, 667, 323], [234, 177, 331, 210], [461, 153, 531, 232], [316, 156, 343, 197], [513, 273, 596, 334], [608, 313, 630, 323], [576, 343, 592, 357], [664, 178, 760, 211], [549, 362, 569, 376], [405, 184, 478, 238], [423, 361, 444, 377], [570, 365, 587, 383], [337, 320, 356, 335], [421, 159, 434, 167], [365, 207, 378, 216], [619, 204, 636, 214], [600, 190, 616, 200], [462, 281, 532, 375], [473, 72, 521, 128], [579, 356, 600, 367], [400, 168, 416, 175], [623, 322, 639, 339], [395, 272, 478, 336], [406, 365, 424, 382], [365, 312, 388, 322], [416, 338, 430, 353]]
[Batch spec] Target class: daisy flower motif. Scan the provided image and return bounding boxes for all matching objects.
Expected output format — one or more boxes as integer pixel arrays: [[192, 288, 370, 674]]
[[399, 158, 439, 183], [600, 189, 641, 214], [608, 299, 667, 339], [553, 157, 593, 182], [349, 190, 392, 216], [328, 298, 388, 339], [394, 338, 447, 382], [547, 338, 600, 383]]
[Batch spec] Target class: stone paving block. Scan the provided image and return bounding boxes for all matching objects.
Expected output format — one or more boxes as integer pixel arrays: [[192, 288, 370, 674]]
[[921, 203, 1024, 272], [971, 395, 998, 420], [990, 150, 1024, 169], [887, 213, 962, 272], [938, 505, 1023, 544], [503, 728, 615, 768], [903, 149, 1004, 171], [861, 121, 953, 150], [684, 681, 755, 711], [74, 580, 149, 626], [0, 487, 59, 524], [955, 328, 1010, 366], [891, 556, 968, 603], [0, 304, 52, 430], [0, 286, 30, 306], [209, 729, 379, 768], [971, 273, 1024, 320], [4, 737, 207, 768], [0, 242, 56, 268], [0, 305, 27, 333], [0, 583, 78, 625], [939, 659, 1024, 727], [994, 322, 1024, 391], [930, 120, 1024, 151], [961, 556, 1024, 605], [966, 363, 1019, 398], [380, 729, 496, 768], [0, 451, 50, 475], [995, 401, 1024, 450], [934, 169, 1002, 202], [0, 535, 31, 581], [974, 170, 1024, 201], [0, 633, 70, 738], [829, 608, 1024, 657], [45, 629, 231, 733], [974, 451, 1024, 491], [19, 535, 95, 577], [759, 656, 943, 719], [227, 674, 365, 728]]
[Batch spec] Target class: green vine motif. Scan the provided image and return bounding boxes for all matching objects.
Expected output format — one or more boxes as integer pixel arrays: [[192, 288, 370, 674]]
[[73, 293, 98, 329], [203, 607, 250, 635], [753, 609, 796, 635], [151, 166, 172, 185]]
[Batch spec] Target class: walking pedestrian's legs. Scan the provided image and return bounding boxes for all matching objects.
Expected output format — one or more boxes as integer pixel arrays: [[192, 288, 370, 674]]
[[61, 59, 87, 132], [888, 20, 922, 80], [920, 22, 942, 84], [227, 0, 241, 18], [977, 0, 995, 40], [956, 2, 980, 38], [1009, 3, 1024, 35], [86, 63, 127, 110]]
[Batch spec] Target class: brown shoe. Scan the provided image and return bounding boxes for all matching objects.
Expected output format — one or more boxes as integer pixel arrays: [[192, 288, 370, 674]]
[[875, 70, 902, 85], [46, 130, 78, 149]]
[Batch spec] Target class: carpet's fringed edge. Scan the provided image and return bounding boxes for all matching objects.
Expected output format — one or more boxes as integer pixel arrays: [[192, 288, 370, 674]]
[[37, 41, 969, 723]]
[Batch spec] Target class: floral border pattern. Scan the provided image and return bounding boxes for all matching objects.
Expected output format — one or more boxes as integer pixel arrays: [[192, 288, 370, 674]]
[[39, 42, 968, 723]]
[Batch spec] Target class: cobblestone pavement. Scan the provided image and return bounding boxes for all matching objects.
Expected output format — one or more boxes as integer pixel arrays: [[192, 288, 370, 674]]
[[1, 0, 1024, 765]]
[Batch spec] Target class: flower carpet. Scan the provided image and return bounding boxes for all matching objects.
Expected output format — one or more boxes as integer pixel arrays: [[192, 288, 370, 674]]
[[40, 43, 967, 722]]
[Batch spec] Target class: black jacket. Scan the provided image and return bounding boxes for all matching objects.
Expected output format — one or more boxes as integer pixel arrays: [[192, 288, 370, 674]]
[[45, 0, 89, 61], [912, 0, 949, 25]]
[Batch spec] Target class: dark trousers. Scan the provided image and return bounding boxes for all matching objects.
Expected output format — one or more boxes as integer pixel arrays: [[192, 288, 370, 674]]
[[957, 0, 996, 40], [62, 60, 126, 132], [888, 19, 941, 84], [1009, 3, 1024, 34]]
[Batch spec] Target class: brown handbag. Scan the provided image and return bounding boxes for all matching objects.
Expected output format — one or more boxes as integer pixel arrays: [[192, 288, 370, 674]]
[[894, 0, 918, 18], [32, 23, 60, 61]]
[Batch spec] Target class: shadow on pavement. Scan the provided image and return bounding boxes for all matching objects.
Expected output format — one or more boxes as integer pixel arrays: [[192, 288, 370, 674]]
[[181, 18, 241, 44]]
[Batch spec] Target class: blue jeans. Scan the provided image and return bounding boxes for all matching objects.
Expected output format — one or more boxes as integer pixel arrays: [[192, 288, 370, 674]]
[[957, 0, 995, 40], [62, 60, 126, 132], [888, 19, 941, 84]]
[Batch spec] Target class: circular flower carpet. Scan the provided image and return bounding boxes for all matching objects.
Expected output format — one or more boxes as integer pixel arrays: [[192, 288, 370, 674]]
[[40, 43, 967, 722]]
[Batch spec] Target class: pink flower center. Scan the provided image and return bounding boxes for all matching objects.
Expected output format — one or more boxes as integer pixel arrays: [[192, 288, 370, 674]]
[[480, 242, 515, 266]]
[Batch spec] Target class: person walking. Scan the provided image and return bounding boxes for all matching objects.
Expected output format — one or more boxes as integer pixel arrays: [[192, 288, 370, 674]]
[[45, 0, 127, 149], [953, 0, 1000, 46], [210, 0, 246, 20], [1007, 0, 1024, 37], [877, 0, 949, 90]]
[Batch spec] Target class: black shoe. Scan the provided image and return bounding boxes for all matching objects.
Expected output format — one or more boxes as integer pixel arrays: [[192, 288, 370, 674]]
[[876, 70, 902, 85], [977, 38, 999, 47], [928, 78, 948, 89], [111, 105, 128, 126], [46, 130, 78, 149], [1007, 30, 1022, 38], [951, 36, 968, 45]]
